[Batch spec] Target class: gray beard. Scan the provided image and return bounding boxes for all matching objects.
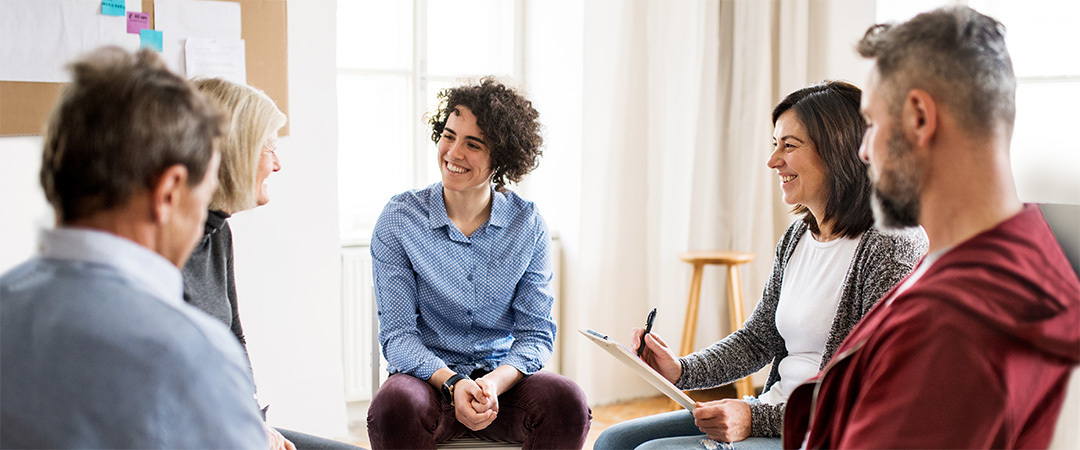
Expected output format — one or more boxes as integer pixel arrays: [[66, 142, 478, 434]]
[[872, 186, 920, 229], [871, 130, 922, 229]]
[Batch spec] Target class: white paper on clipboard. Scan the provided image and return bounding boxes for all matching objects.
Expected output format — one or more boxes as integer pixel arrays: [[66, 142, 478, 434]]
[[579, 329, 696, 411]]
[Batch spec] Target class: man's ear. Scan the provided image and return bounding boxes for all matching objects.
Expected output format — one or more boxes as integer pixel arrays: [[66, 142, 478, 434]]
[[902, 89, 938, 148], [152, 165, 189, 224]]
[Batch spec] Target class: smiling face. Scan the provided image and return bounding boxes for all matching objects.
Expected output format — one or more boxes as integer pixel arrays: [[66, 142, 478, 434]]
[[768, 110, 829, 215], [438, 106, 493, 195], [255, 135, 281, 207]]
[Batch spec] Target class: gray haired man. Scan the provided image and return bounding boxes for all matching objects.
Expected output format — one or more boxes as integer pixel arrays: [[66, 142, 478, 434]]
[[1, 47, 267, 448]]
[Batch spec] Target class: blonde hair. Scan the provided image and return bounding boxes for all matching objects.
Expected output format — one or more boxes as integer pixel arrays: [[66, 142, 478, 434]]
[[193, 77, 287, 213]]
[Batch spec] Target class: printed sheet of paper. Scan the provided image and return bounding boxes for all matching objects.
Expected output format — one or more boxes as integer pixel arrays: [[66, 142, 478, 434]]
[[185, 38, 246, 84], [0, 0, 143, 83], [153, 0, 241, 76]]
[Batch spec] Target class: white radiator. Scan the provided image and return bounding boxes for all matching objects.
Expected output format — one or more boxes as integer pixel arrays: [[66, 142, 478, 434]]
[[341, 237, 562, 402], [340, 244, 383, 402]]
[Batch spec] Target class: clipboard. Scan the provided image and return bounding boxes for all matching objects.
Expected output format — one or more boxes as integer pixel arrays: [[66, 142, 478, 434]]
[[579, 329, 696, 411]]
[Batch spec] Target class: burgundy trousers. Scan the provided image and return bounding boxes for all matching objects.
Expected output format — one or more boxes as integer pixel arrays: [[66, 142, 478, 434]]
[[367, 371, 591, 449]]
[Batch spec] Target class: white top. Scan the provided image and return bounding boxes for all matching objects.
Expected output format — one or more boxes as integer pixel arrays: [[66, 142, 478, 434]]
[[757, 231, 861, 405]]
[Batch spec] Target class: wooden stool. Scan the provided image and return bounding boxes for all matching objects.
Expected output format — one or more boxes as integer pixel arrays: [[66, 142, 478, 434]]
[[678, 250, 755, 399]]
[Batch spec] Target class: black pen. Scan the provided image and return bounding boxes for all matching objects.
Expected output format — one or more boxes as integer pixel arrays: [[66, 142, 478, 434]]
[[637, 308, 657, 357]]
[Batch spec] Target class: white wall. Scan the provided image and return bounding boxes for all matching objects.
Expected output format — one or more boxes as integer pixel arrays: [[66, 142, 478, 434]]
[[807, 0, 877, 85], [517, 0, 585, 375], [0, 136, 51, 273], [0, 0, 349, 439], [227, 0, 348, 438]]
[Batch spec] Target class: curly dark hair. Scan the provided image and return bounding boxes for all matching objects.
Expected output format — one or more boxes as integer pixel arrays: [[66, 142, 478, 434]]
[[429, 77, 543, 191]]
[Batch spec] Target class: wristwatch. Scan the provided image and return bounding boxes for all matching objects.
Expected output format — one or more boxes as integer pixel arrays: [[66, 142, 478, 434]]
[[441, 373, 469, 404]]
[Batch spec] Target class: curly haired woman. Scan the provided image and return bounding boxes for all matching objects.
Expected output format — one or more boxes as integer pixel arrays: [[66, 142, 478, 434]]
[[365, 78, 591, 449]]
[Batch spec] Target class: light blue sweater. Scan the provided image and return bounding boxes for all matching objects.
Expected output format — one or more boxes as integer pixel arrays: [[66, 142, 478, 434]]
[[0, 228, 266, 448]]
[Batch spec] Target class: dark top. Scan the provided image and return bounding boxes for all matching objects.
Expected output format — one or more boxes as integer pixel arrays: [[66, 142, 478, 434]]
[[182, 210, 251, 371]]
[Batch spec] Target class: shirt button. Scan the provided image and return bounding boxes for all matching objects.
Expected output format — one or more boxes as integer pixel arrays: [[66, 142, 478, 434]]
[[466, 274, 473, 281], [466, 311, 473, 316]]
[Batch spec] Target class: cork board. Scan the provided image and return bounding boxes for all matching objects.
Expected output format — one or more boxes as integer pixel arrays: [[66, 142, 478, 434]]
[[0, 0, 289, 137]]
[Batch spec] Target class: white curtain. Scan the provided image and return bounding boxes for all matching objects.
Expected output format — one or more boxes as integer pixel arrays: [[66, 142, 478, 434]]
[[559, 0, 811, 406]]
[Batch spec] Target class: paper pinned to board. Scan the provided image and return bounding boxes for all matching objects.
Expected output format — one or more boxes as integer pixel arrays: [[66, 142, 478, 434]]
[[579, 329, 697, 411], [153, 0, 241, 76], [127, 11, 150, 34], [185, 38, 246, 85], [101, 0, 125, 16], [0, 0, 142, 83], [140, 28, 163, 52]]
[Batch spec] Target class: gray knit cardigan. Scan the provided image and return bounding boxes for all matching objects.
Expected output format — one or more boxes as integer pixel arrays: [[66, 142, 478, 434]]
[[675, 221, 927, 437]]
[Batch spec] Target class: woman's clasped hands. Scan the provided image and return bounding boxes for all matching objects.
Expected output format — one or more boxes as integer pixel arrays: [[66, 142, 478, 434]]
[[453, 377, 500, 431]]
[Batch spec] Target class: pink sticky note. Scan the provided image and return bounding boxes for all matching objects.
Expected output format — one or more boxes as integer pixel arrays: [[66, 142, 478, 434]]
[[127, 12, 150, 34]]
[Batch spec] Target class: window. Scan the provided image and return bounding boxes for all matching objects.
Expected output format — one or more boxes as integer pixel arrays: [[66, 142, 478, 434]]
[[335, 0, 523, 240], [875, 0, 1080, 204]]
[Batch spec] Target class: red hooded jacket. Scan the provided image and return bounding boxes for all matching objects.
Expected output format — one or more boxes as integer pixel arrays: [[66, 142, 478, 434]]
[[784, 204, 1080, 449]]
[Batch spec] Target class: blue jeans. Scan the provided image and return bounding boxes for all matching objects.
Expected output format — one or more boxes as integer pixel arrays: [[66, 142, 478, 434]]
[[594, 409, 781, 450]]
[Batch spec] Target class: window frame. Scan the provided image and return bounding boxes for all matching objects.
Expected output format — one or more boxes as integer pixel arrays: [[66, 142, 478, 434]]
[[335, 0, 526, 241]]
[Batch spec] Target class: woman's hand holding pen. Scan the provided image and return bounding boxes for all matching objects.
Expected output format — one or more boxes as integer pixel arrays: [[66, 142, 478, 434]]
[[630, 327, 683, 384]]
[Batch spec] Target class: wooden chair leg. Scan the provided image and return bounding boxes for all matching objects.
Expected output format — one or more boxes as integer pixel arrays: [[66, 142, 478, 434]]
[[679, 263, 704, 357], [727, 264, 755, 398]]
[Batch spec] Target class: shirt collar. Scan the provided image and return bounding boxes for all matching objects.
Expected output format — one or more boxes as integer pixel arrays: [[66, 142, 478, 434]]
[[426, 182, 512, 230], [489, 188, 511, 228], [37, 227, 184, 306], [427, 184, 454, 230]]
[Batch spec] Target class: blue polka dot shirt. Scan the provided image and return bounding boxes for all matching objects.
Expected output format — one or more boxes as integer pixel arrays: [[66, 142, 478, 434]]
[[370, 182, 556, 380]]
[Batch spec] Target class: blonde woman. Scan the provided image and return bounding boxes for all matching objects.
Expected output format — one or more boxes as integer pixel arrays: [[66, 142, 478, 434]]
[[182, 78, 360, 450]]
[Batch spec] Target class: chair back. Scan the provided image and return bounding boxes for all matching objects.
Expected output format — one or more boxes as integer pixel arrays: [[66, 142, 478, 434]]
[[1040, 203, 1080, 278], [1041, 203, 1079, 448], [1049, 366, 1080, 449]]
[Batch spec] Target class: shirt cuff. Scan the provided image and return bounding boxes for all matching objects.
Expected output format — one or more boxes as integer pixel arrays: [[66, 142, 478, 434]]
[[412, 358, 448, 381], [499, 355, 541, 376], [747, 400, 784, 437], [674, 357, 696, 389]]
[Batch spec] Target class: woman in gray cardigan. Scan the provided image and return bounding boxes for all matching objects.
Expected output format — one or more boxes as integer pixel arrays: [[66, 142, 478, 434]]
[[595, 81, 927, 450]]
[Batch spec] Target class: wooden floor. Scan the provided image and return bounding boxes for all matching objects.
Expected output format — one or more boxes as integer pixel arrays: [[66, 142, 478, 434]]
[[348, 386, 737, 449]]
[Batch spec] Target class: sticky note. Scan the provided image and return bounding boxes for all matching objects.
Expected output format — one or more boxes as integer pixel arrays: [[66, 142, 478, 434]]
[[101, 0, 125, 16], [127, 12, 150, 34], [140, 29, 163, 52]]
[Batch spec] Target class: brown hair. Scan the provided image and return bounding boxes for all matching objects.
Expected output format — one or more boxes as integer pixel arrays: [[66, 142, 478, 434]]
[[856, 6, 1016, 136], [193, 77, 286, 213], [429, 77, 543, 191], [40, 47, 224, 224], [772, 81, 872, 239]]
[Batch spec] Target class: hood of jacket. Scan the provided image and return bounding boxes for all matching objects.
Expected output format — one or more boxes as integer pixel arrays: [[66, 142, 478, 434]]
[[903, 204, 1080, 364]]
